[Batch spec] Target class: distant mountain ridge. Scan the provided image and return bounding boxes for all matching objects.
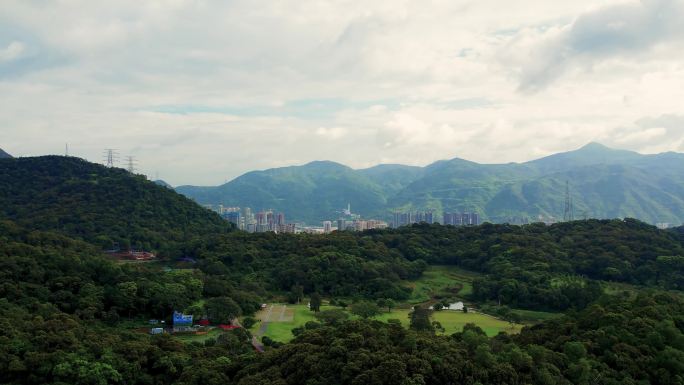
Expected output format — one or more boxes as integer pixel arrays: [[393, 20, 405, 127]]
[[176, 143, 684, 225], [0, 148, 12, 158]]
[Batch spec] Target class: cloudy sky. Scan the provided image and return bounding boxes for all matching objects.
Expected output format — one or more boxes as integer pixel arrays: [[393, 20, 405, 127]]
[[2, 0, 684, 185]]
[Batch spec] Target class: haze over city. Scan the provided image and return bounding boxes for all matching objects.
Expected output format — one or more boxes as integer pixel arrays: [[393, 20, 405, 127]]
[[2, 0, 684, 185]]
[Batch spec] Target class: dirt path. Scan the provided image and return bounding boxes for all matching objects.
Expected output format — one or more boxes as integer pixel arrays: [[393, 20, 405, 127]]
[[256, 304, 274, 336]]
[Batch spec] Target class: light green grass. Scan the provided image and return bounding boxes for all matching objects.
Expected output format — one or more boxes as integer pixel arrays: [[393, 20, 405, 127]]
[[250, 302, 524, 342], [249, 304, 338, 343], [407, 265, 481, 303], [433, 311, 523, 337]]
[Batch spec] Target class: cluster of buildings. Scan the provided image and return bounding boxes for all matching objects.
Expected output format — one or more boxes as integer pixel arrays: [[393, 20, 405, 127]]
[[204, 205, 296, 233], [391, 211, 480, 228], [442, 212, 480, 226], [323, 219, 389, 233], [206, 204, 489, 234]]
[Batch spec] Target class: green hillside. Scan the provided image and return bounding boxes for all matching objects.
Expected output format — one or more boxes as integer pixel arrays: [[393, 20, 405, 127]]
[[177, 161, 388, 224], [0, 156, 232, 255], [177, 143, 684, 225]]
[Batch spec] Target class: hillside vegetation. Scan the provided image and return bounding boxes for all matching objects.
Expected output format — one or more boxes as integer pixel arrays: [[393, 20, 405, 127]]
[[177, 143, 684, 224], [2, 155, 684, 384], [0, 156, 232, 255]]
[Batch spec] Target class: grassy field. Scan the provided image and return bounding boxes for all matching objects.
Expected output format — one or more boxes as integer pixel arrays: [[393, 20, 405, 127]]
[[407, 265, 481, 303], [249, 304, 338, 342], [433, 311, 523, 336], [249, 302, 525, 342]]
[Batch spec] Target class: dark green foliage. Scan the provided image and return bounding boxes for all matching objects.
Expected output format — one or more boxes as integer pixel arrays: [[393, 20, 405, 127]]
[[310, 292, 322, 312], [377, 219, 684, 310], [349, 301, 380, 319], [205, 297, 242, 324], [0, 156, 232, 256], [191, 231, 424, 300], [232, 292, 684, 385], [314, 309, 350, 325], [409, 306, 434, 332]]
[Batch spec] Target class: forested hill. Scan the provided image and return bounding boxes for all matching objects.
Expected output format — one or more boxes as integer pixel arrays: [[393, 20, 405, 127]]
[[177, 143, 684, 224], [0, 156, 232, 254]]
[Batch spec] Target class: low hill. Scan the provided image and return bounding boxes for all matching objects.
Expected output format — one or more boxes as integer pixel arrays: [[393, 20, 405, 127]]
[[0, 148, 12, 158], [177, 161, 388, 224], [0, 156, 231, 254], [177, 143, 684, 224]]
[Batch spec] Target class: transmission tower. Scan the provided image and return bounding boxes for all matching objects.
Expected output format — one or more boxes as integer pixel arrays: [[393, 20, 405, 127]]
[[103, 149, 119, 168], [563, 180, 574, 222], [125, 155, 138, 173]]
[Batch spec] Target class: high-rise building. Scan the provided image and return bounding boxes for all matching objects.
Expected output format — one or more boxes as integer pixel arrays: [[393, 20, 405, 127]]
[[337, 219, 347, 231], [323, 221, 332, 234], [223, 211, 241, 227], [443, 212, 480, 226]]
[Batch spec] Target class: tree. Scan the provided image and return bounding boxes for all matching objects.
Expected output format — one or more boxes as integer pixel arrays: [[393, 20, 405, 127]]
[[314, 309, 349, 325], [432, 320, 445, 334], [205, 297, 241, 324], [310, 293, 322, 312], [385, 299, 395, 312], [377, 298, 395, 312], [350, 301, 380, 319], [289, 285, 304, 304], [409, 307, 434, 332]]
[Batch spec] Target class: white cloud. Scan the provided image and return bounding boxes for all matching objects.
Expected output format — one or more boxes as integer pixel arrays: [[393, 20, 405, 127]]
[[509, 0, 684, 91], [1, 0, 683, 185], [0, 41, 24, 62]]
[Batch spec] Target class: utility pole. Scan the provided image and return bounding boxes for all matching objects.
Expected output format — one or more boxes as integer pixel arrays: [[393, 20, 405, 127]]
[[103, 149, 119, 168], [563, 181, 574, 222], [65, 143, 69, 157], [125, 155, 137, 174]]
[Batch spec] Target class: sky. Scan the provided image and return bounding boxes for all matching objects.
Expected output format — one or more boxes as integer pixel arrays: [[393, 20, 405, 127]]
[[2, 0, 684, 185]]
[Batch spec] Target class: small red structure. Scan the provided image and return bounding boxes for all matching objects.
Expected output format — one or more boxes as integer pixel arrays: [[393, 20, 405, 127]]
[[197, 319, 210, 326], [105, 250, 156, 261], [218, 324, 239, 330]]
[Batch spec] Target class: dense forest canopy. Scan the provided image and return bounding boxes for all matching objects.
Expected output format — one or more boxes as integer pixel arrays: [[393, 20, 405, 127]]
[[0, 156, 233, 255], [2, 156, 684, 384]]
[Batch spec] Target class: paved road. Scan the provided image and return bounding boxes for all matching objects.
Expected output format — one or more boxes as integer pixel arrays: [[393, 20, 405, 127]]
[[231, 316, 264, 353]]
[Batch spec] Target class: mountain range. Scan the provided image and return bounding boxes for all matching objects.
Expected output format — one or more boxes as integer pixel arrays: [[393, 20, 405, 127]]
[[0, 148, 12, 158], [176, 143, 684, 225]]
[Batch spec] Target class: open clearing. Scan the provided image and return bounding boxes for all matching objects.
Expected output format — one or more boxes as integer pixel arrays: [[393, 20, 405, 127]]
[[250, 303, 525, 342], [407, 265, 481, 303], [433, 311, 523, 336]]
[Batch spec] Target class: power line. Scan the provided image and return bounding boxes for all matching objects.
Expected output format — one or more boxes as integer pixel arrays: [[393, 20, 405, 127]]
[[103, 149, 119, 168], [563, 180, 574, 222], [124, 155, 138, 174]]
